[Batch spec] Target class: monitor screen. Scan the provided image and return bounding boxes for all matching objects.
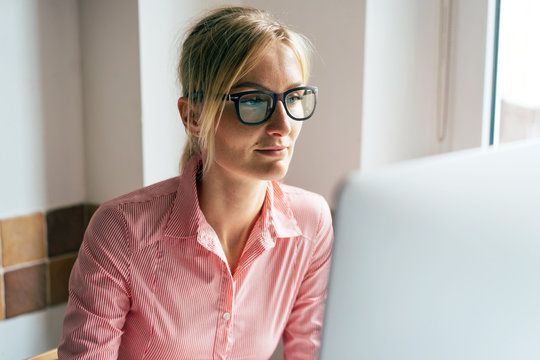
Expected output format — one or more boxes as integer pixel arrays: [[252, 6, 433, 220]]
[[321, 140, 540, 359]]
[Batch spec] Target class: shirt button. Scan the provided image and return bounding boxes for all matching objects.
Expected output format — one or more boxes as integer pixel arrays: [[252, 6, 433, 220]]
[[223, 312, 231, 321]]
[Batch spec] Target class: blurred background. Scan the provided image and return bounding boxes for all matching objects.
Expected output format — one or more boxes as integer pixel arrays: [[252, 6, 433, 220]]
[[0, 0, 538, 358]]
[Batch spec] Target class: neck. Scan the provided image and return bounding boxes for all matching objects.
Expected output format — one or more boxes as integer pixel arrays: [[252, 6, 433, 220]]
[[197, 165, 267, 273]]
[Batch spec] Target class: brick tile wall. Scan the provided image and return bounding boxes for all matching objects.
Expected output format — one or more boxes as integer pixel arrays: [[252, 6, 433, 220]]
[[0, 203, 98, 320]]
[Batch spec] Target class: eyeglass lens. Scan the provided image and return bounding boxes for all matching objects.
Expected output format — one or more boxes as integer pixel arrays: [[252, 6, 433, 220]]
[[238, 88, 316, 124]]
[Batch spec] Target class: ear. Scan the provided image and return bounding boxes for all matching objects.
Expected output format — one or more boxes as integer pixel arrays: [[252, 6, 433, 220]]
[[178, 97, 201, 136]]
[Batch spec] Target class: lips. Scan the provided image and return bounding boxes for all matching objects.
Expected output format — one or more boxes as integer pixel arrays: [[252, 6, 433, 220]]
[[255, 145, 289, 157], [258, 146, 287, 151]]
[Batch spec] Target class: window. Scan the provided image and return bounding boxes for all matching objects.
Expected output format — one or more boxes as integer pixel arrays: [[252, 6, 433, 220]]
[[492, 0, 540, 145]]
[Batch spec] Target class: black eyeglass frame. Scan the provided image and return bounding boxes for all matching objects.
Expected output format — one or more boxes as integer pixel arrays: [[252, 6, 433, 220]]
[[225, 86, 318, 126]]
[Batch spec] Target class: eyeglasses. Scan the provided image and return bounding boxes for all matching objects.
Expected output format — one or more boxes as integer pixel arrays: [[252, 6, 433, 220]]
[[225, 86, 318, 125]]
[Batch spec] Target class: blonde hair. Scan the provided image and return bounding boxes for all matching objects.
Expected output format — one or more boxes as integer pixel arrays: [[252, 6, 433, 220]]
[[178, 6, 313, 173]]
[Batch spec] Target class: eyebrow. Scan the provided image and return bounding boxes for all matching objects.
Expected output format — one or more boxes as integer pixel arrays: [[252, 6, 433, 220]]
[[231, 81, 305, 92]]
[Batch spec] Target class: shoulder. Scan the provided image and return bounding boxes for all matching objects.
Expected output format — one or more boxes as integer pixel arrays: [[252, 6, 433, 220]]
[[104, 177, 180, 208], [92, 177, 180, 230], [279, 183, 332, 238], [280, 183, 332, 218]]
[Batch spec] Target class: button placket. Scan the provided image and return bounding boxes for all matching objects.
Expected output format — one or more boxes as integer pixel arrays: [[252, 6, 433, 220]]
[[223, 280, 235, 324], [221, 270, 235, 329], [223, 278, 237, 357], [213, 264, 235, 358]]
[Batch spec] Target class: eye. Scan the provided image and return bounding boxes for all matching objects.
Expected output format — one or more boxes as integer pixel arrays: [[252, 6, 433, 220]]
[[286, 93, 303, 104], [240, 94, 268, 106]]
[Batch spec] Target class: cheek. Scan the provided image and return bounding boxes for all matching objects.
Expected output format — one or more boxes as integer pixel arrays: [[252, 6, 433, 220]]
[[214, 115, 258, 153], [291, 122, 303, 143]]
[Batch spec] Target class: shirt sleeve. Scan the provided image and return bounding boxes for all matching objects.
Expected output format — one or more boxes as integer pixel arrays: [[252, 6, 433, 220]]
[[58, 204, 132, 360], [282, 197, 334, 359]]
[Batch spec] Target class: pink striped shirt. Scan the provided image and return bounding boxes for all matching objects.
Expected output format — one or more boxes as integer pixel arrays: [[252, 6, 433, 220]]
[[58, 155, 333, 359]]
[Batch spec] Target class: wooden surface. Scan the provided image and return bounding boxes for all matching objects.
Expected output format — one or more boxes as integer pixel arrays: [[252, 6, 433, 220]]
[[26, 348, 57, 360]]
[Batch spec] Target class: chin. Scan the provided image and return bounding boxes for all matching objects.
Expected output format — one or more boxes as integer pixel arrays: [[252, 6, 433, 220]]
[[259, 161, 290, 181]]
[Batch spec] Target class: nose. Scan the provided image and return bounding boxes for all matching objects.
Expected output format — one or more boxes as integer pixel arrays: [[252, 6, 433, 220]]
[[266, 100, 292, 137]]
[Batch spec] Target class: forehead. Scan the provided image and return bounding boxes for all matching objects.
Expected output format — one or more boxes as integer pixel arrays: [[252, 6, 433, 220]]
[[234, 43, 304, 91]]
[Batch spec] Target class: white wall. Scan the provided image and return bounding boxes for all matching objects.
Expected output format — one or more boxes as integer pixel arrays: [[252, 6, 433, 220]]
[[447, 0, 492, 150], [0, 304, 66, 359], [361, 0, 493, 170], [0, 1, 83, 357], [0, 0, 85, 218], [138, 0, 189, 185], [79, 0, 144, 204], [361, 0, 442, 170]]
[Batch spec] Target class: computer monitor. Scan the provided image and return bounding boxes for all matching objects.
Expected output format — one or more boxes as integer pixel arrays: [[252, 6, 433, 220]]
[[320, 140, 540, 359]]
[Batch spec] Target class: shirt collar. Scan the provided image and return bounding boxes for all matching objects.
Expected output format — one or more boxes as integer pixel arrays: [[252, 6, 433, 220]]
[[162, 153, 203, 239], [163, 153, 302, 242], [265, 180, 303, 240]]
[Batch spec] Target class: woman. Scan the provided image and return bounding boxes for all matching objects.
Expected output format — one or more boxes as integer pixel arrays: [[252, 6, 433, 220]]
[[58, 6, 333, 359]]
